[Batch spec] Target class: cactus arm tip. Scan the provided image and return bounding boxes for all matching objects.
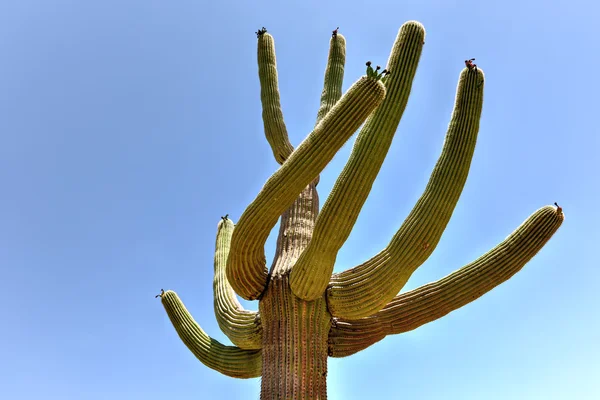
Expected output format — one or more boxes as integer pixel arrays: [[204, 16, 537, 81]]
[[554, 202, 564, 218]]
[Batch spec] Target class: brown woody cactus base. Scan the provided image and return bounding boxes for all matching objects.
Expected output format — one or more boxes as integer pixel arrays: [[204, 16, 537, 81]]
[[157, 21, 564, 399]]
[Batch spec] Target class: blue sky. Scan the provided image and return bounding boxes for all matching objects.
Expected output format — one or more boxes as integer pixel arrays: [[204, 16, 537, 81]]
[[1, 0, 598, 399]]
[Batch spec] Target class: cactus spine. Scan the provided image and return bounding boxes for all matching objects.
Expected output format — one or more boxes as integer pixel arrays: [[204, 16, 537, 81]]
[[158, 21, 564, 399]]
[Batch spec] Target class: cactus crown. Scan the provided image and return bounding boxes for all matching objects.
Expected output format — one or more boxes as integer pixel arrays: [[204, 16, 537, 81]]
[[255, 26, 267, 38], [366, 60, 391, 82]]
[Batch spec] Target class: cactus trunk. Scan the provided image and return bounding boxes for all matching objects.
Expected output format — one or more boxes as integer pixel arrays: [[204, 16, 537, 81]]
[[260, 275, 331, 400]]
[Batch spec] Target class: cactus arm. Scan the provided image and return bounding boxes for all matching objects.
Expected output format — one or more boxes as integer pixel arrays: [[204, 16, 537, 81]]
[[268, 31, 345, 277], [258, 32, 295, 164], [227, 76, 387, 300], [305, 30, 347, 188], [315, 32, 346, 126], [213, 218, 262, 349], [160, 290, 262, 378], [327, 67, 485, 319], [290, 21, 425, 301], [328, 205, 564, 357]]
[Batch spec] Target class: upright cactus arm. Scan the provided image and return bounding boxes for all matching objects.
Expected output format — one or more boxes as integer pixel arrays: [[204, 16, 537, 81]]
[[315, 31, 346, 126], [227, 76, 387, 300], [290, 21, 425, 301], [213, 218, 262, 349], [257, 30, 295, 164], [328, 205, 564, 357], [159, 290, 262, 378], [327, 67, 485, 319], [308, 29, 347, 187]]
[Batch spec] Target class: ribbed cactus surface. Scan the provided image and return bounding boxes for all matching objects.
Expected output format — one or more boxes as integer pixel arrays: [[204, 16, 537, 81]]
[[157, 21, 564, 399]]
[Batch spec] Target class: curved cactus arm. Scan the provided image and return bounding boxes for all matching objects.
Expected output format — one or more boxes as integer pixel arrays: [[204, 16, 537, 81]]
[[315, 31, 346, 126], [327, 67, 485, 319], [213, 218, 262, 349], [328, 205, 564, 357], [227, 76, 387, 300], [258, 31, 294, 164], [290, 21, 425, 301], [160, 290, 262, 378]]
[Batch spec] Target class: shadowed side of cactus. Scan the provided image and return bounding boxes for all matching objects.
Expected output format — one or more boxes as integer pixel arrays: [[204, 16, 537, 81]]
[[157, 22, 564, 399]]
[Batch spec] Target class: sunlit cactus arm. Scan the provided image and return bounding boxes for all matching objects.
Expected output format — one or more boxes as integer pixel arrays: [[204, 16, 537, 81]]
[[315, 29, 346, 126], [160, 290, 262, 378], [213, 218, 262, 349], [328, 205, 564, 357], [227, 76, 387, 300], [306, 28, 346, 187], [257, 29, 294, 164], [327, 67, 485, 319], [291, 21, 425, 301]]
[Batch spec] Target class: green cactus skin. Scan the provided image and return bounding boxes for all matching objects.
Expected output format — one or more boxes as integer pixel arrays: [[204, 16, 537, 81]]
[[266, 32, 346, 279], [309, 30, 347, 187], [328, 205, 564, 357], [327, 65, 485, 319], [258, 33, 295, 165], [213, 219, 262, 349], [259, 275, 331, 399], [270, 182, 320, 278], [290, 21, 425, 301], [160, 290, 262, 378], [315, 33, 346, 126], [158, 22, 564, 399], [227, 75, 386, 301]]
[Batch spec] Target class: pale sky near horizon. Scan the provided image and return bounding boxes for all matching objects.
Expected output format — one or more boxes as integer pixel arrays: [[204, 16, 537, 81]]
[[1, 0, 599, 399]]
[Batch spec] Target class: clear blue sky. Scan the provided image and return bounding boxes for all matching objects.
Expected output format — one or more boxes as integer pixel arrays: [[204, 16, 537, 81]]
[[1, 0, 598, 399]]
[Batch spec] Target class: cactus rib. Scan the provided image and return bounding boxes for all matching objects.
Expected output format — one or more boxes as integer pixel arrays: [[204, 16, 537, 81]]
[[269, 183, 320, 277], [227, 76, 387, 300], [327, 67, 485, 319], [160, 290, 262, 378], [258, 32, 295, 164], [213, 219, 262, 349], [290, 21, 425, 301], [328, 205, 564, 357]]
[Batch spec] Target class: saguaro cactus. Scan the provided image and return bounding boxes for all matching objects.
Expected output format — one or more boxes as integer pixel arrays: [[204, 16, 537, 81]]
[[157, 21, 564, 399]]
